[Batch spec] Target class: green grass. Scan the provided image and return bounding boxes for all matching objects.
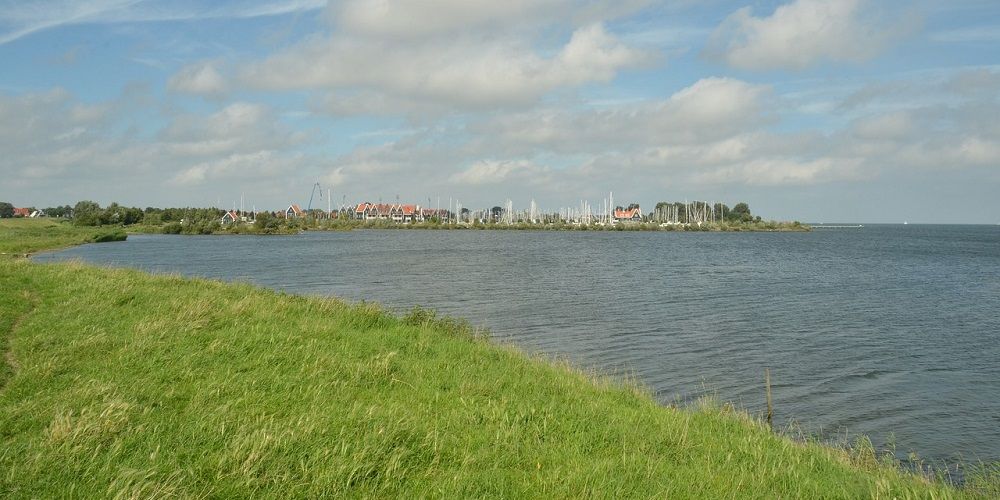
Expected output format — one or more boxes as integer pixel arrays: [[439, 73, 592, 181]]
[[0, 219, 125, 257], [0, 219, 990, 498]]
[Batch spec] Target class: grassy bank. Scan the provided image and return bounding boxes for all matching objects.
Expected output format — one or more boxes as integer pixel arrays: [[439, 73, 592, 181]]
[[0, 221, 990, 497], [0, 219, 125, 257]]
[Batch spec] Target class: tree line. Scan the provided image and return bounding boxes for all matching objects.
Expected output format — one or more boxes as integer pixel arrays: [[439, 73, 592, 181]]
[[651, 201, 759, 223]]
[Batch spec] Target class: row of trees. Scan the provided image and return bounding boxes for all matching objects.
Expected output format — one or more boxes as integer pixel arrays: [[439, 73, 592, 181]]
[[1, 202, 80, 219], [4, 200, 300, 235], [651, 201, 758, 223], [4, 199, 763, 226], [0, 200, 241, 226], [70, 201, 256, 227]]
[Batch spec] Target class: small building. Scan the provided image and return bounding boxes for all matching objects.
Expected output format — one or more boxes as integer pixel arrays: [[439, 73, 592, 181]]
[[353, 203, 369, 220], [613, 207, 643, 223], [400, 204, 420, 223], [367, 203, 385, 221], [13, 207, 31, 218], [285, 204, 304, 219], [422, 208, 449, 222], [372, 203, 390, 220], [221, 211, 239, 224]]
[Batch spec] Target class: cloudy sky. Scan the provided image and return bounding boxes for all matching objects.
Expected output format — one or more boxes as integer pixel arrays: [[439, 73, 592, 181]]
[[1, 0, 998, 222]]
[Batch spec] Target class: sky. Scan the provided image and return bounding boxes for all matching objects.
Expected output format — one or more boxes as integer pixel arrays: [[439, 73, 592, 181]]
[[1, 0, 998, 223]]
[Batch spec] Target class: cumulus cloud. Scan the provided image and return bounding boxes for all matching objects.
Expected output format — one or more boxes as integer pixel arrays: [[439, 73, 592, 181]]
[[0, 89, 320, 206], [469, 77, 772, 155], [159, 102, 306, 158], [243, 22, 651, 110], [170, 150, 303, 186], [851, 111, 914, 141], [705, 0, 918, 70], [329, 0, 648, 39], [693, 158, 866, 186], [168, 62, 228, 96], [0, 88, 128, 178], [239, 1, 656, 114], [450, 159, 553, 185]]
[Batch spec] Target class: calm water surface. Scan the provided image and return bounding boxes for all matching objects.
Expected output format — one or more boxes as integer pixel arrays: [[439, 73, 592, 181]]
[[36, 225, 1000, 465]]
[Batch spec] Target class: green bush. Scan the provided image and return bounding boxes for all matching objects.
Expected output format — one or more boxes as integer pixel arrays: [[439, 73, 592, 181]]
[[91, 230, 127, 243]]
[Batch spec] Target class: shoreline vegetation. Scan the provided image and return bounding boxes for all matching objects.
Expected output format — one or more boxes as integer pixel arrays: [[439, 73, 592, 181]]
[[7, 200, 809, 236], [0, 219, 126, 257], [2, 219, 996, 497]]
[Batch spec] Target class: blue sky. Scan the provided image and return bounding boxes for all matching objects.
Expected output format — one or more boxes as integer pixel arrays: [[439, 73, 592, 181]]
[[1, 0, 998, 222]]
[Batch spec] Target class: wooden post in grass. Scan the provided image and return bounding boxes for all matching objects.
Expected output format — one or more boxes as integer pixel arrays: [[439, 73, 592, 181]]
[[765, 368, 774, 431]]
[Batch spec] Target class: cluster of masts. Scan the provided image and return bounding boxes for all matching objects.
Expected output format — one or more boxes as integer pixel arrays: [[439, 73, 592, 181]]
[[651, 201, 732, 224]]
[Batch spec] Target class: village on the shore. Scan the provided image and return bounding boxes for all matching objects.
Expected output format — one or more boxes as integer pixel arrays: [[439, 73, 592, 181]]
[[240, 200, 648, 226], [213, 190, 761, 227], [0, 194, 760, 227]]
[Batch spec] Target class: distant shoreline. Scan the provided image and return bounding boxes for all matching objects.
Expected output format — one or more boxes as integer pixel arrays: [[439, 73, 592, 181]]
[[127, 219, 812, 235]]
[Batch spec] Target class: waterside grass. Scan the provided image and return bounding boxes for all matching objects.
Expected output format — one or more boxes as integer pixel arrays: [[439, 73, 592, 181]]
[[0, 219, 992, 497], [0, 218, 125, 257]]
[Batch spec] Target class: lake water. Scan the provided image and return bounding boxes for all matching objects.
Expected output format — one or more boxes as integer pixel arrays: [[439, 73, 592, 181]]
[[35, 225, 1000, 466]]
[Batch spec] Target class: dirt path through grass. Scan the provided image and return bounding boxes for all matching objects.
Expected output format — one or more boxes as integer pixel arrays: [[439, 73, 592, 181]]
[[3, 290, 37, 380]]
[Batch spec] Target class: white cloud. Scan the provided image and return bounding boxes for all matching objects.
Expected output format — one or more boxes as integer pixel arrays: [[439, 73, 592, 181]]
[[160, 102, 304, 157], [322, 167, 347, 189], [243, 22, 652, 110], [0, 89, 320, 207], [314, 90, 444, 117], [0, 0, 326, 45], [693, 158, 865, 186], [705, 0, 918, 70], [469, 77, 772, 154], [170, 150, 302, 186], [330, 0, 648, 39], [168, 62, 228, 96], [956, 137, 1000, 165], [851, 111, 914, 140], [239, 2, 656, 114], [451, 159, 552, 185], [946, 68, 1000, 97]]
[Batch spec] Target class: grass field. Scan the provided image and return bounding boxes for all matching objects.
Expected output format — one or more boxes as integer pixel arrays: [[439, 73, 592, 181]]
[[0, 219, 993, 497], [0, 218, 125, 257]]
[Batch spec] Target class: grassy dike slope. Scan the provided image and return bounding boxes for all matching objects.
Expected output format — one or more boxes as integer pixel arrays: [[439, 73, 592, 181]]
[[0, 218, 125, 256], [0, 223, 966, 498]]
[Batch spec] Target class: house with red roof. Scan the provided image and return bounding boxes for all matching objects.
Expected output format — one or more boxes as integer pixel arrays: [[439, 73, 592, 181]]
[[352, 202, 427, 223], [285, 204, 304, 219], [372, 203, 394, 220], [367, 203, 386, 220], [400, 204, 419, 223], [353, 203, 370, 220], [421, 208, 449, 222], [613, 207, 643, 223], [12, 207, 31, 218], [221, 211, 240, 224], [353, 202, 389, 221]]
